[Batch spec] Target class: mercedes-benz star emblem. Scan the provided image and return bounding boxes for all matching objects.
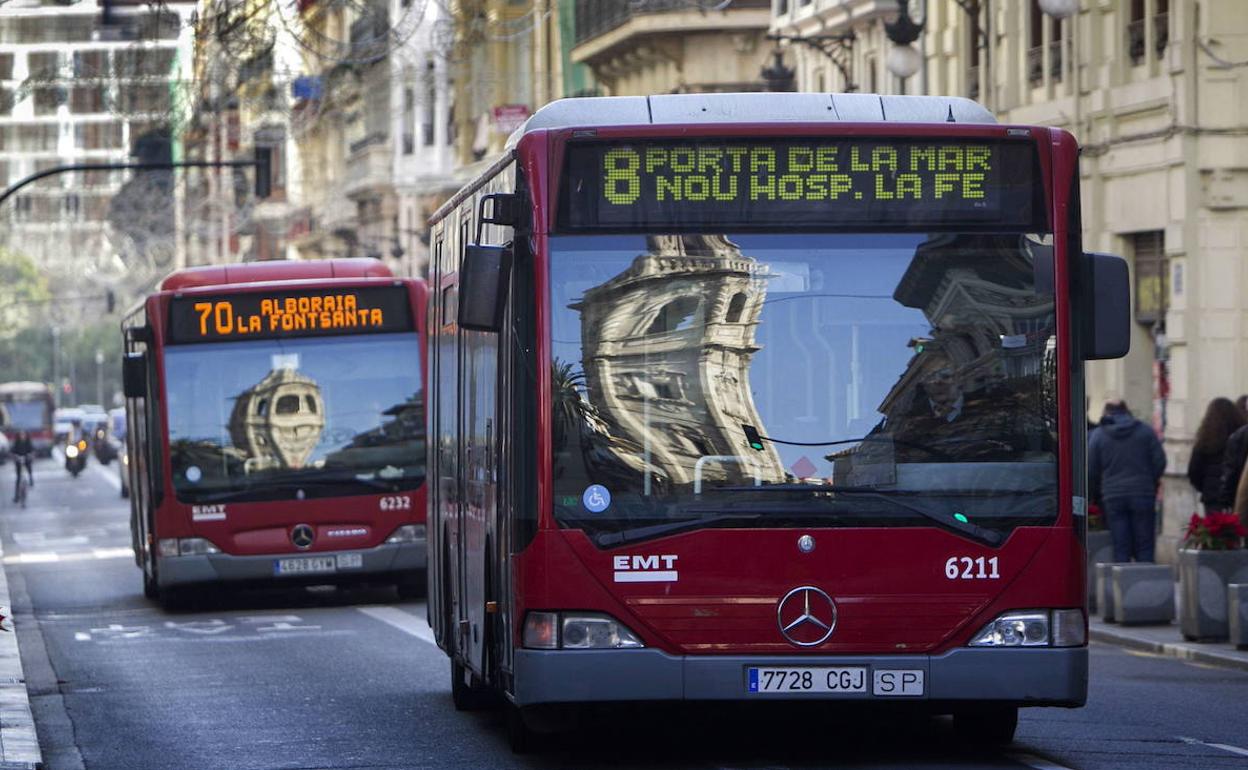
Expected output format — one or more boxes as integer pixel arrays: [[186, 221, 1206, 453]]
[[776, 586, 837, 647], [797, 534, 815, 553], [291, 524, 315, 550]]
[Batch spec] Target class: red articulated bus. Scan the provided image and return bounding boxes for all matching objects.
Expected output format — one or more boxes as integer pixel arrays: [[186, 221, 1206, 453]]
[[426, 93, 1130, 750], [0, 381, 55, 457], [123, 259, 428, 608]]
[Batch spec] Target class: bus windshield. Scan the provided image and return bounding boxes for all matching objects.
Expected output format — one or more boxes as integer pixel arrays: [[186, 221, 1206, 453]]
[[549, 232, 1058, 542], [164, 332, 424, 503]]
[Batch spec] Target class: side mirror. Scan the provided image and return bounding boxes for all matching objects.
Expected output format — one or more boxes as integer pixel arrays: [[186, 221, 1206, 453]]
[[458, 244, 510, 333], [122, 353, 148, 399], [1082, 252, 1131, 360]]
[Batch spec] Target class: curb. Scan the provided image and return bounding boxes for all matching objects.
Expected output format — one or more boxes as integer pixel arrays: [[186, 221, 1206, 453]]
[[1091, 626, 1248, 674], [0, 537, 42, 769]]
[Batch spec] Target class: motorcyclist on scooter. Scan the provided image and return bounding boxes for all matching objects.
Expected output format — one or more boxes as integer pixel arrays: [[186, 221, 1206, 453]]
[[12, 430, 33, 502], [64, 420, 88, 476]]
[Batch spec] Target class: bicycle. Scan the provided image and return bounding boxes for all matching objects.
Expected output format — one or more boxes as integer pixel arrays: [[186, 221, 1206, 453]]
[[13, 473, 26, 509]]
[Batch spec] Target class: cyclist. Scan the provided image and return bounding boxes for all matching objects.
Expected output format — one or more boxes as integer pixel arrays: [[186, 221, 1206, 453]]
[[12, 430, 33, 503]]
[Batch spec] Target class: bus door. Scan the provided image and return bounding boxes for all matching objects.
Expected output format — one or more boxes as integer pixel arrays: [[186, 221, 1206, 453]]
[[458, 206, 499, 678]]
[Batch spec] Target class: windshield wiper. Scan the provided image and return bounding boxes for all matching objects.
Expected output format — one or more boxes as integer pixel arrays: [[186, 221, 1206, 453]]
[[594, 513, 763, 548], [709, 484, 1005, 546], [193, 471, 401, 503]]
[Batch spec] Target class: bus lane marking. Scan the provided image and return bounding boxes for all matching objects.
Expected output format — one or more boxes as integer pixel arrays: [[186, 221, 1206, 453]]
[[72, 614, 345, 643], [1177, 736, 1248, 758], [357, 605, 436, 646]]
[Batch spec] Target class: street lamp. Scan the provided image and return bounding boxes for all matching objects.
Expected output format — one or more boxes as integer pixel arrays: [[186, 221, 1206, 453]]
[[1038, 0, 1079, 19], [883, 0, 1080, 97], [95, 349, 104, 407]]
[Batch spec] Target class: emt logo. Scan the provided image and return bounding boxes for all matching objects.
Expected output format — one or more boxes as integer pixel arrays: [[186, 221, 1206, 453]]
[[612, 554, 678, 583]]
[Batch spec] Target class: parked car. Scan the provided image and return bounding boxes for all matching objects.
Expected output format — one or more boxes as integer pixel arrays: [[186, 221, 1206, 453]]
[[0, 431, 9, 465], [53, 407, 85, 444]]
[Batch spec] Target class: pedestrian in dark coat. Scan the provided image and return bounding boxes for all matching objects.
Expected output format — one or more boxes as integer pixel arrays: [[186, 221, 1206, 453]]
[[1220, 422, 1248, 512], [1187, 397, 1244, 511], [1089, 400, 1166, 562]]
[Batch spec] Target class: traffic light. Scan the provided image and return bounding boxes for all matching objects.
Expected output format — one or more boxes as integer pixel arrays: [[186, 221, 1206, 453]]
[[254, 146, 272, 199], [743, 424, 765, 452]]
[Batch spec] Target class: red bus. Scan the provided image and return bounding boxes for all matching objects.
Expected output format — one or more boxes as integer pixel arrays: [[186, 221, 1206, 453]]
[[0, 381, 55, 456], [122, 259, 428, 608], [427, 93, 1130, 749]]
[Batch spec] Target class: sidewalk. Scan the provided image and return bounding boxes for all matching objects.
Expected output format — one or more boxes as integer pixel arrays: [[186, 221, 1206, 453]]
[[0, 538, 42, 769], [1089, 580, 1248, 673]]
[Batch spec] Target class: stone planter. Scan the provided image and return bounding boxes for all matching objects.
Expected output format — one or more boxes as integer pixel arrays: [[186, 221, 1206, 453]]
[[1086, 530, 1114, 612], [1177, 548, 1248, 642]]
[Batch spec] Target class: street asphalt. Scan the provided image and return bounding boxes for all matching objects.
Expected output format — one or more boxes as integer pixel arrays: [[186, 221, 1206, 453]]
[[0, 455, 1246, 770]]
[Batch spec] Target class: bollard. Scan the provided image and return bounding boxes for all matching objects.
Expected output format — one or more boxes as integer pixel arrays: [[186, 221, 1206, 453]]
[[1111, 564, 1175, 625], [1230, 584, 1248, 650], [1097, 562, 1120, 623]]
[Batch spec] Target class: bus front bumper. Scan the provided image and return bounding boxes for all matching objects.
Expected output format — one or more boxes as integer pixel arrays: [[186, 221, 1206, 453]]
[[157, 540, 426, 587], [512, 647, 1087, 708]]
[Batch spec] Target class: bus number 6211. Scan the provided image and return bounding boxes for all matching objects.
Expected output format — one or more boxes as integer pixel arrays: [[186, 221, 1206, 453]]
[[944, 556, 1000, 580]]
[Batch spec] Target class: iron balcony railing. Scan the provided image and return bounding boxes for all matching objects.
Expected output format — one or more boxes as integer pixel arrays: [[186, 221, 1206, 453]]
[[573, 0, 769, 46]]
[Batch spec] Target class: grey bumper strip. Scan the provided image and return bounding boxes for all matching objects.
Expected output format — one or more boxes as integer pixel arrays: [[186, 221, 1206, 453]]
[[513, 646, 1087, 707]]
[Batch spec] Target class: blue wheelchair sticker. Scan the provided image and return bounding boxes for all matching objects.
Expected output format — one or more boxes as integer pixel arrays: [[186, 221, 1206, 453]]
[[582, 484, 611, 513]]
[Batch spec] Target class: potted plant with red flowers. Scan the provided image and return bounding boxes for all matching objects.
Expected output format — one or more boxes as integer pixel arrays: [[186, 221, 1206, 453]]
[[1178, 512, 1248, 641]]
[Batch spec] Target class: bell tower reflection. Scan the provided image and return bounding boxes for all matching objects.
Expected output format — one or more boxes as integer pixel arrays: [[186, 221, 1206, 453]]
[[573, 234, 784, 490], [228, 367, 326, 471]]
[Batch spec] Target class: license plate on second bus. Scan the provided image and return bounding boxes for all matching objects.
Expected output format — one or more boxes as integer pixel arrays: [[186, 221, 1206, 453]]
[[747, 667, 867, 694], [274, 556, 337, 575]]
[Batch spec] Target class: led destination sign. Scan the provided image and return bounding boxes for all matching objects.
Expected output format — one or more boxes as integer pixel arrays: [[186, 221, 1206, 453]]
[[560, 138, 1043, 230], [167, 286, 413, 344]]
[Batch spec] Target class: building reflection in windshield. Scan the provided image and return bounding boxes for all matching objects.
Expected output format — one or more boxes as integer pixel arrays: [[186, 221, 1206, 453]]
[[554, 232, 1058, 501], [228, 366, 326, 472], [561, 234, 786, 494]]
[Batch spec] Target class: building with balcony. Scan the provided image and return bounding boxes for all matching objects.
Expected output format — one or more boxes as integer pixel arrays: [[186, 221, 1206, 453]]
[[291, 0, 454, 277], [772, 0, 1248, 563], [571, 0, 773, 96], [0, 0, 195, 294]]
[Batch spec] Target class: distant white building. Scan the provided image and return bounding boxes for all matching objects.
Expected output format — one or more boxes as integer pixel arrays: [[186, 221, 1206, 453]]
[[0, 0, 195, 290]]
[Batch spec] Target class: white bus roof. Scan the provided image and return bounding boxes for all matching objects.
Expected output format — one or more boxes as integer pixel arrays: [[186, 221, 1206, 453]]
[[507, 93, 996, 149]]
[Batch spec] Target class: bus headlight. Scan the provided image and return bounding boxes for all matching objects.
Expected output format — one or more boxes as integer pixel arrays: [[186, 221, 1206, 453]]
[[561, 613, 645, 649], [522, 611, 645, 650], [386, 524, 426, 544], [968, 609, 1085, 647], [158, 538, 220, 557], [178, 538, 221, 556]]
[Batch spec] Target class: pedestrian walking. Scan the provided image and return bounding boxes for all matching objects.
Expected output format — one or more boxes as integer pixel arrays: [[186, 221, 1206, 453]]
[[1186, 397, 1244, 512], [1220, 418, 1248, 516], [1089, 400, 1166, 562]]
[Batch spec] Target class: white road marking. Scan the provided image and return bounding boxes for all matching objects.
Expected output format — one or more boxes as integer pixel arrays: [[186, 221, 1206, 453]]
[[1178, 736, 1248, 757], [73, 632, 91, 642], [357, 605, 437, 646], [4, 547, 131, 565], [14, 552, 60, 564], [88, 461, 122, 491]]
